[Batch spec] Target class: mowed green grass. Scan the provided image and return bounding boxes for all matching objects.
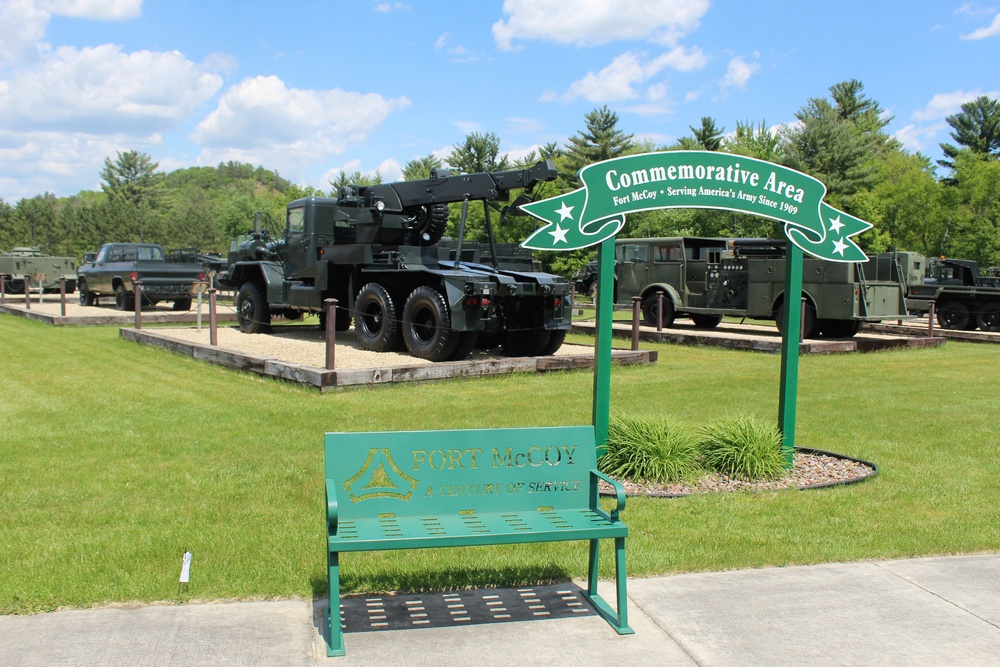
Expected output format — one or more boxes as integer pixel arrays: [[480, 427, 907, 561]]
[[1, 315, 997, 613]]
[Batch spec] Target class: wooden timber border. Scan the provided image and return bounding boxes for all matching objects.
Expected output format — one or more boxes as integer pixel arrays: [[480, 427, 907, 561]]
[[571, 320, 946, 354], [120, 327, 657, 391], [0, 303, 238, 326], [864, 320, 1000, 344]]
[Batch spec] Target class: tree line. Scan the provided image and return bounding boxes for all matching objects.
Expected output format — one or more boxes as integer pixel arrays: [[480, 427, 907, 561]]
[[1, 80, 998, 277]]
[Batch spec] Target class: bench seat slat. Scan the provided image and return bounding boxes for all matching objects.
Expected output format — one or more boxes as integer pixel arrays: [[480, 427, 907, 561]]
[[330, 508, 627, 551]]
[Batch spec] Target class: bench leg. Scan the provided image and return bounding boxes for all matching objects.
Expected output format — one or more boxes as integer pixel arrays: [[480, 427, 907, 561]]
[[326, 551, 346, 657], [583, 537, 634, 635]]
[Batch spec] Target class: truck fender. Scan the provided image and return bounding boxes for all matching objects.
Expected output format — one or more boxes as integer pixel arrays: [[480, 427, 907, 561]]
[[640, 283, 681, 309], [770, 289, 818, 318]]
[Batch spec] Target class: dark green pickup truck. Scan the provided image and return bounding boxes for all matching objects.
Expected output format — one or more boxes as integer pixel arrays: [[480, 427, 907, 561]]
[[77, 243, 205, 311]]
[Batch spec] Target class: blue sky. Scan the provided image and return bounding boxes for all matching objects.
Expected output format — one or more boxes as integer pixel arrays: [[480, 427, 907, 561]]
[[1, 0, 998, 202]]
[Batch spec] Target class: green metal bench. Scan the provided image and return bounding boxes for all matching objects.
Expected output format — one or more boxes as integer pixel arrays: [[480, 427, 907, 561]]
[[324, 425, 632, 657]]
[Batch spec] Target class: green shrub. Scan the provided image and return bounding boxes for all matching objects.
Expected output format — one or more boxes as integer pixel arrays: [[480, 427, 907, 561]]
[[699, 414, 785, 480], [600, 413, 701, 482]]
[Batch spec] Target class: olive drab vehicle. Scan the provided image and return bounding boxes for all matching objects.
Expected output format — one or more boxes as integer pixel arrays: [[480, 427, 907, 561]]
[[218, 161, 573, 362], [902, 256, 1000, 331], [0, 247, 77, 294], [609, 237, 911, 338]]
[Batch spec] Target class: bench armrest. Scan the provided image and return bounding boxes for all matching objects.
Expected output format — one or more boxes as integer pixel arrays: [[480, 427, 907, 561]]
[[590, 469, 626, 521], [326, 479, 339, 534]]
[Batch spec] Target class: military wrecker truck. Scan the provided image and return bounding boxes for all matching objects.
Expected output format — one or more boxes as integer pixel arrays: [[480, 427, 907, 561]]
[[0, 247, 77, 294], [609, 237, 911, 338], [219, 161, 573, 362], [902, 256, 1000, 331]]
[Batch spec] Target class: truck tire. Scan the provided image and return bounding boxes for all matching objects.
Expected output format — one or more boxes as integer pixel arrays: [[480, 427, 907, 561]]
[[403, 204, 449, 246], [539, 329, 568, 355], [642, 294, 675, 327], [3, 277, 24, 293], [237, 282, 271, 334], [114, 284, 135, 311], [936, 300, 969, 330], [691, 314, 722, 329], [78, 280, 96, 306], [774, 301, 816, 339], [354, 283, 403, 352], [402, 286, 460, 361], [502, 328, 551, 357], [975, 301, 1000, 332], [448, 332, 479, 361], [172, 297, 192, 311], [818, 319, 861, 338]]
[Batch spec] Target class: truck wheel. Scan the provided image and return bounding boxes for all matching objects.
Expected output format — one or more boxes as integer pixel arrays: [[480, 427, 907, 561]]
[[402, 286, 460, 361], [539, 329, 568, 355], [818, 319, 861, 338], [172, 297, 192, 311], [691, 314, 722, 329], [354, 283, 403, 352], [975, 302, 1000, 331], [936, 300, 969, 330], [403, 204, 449, 246], [237, 282, 271, 334], [774, 302, 817, 339], [642, 294, 675, 327], [502, 328, 551, 357], [78, 280, 96, 306], [448, 332, 479, 361], [114, 284, 135, 311]]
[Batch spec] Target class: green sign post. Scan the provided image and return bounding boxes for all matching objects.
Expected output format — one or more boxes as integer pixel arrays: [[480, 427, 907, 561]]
[[521, 151, 873, 462]]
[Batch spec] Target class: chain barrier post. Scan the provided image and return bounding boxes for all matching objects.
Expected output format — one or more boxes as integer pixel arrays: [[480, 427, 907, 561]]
[[656, 291, 664, 332], [24, 276, 30, 310], [325, 298, 338, 369], [1, 274, 6, 305], [928, 301, 935, 338], [800, 297, 807, 343], [208, 288, 218, 345], [631, 296, 642, 351], [60, 277, 66, 317], [134, 280, 142, 329]]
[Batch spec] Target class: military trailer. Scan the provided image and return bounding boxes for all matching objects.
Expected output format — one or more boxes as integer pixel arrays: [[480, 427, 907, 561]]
[[901, 256, 1000, 331], [611, 237, 911, 338], [0, 247, 77, 294], [217, 161, 573, 362]]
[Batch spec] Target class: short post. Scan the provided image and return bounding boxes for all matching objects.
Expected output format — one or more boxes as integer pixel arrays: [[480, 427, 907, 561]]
[[631, 296, 642, 351], [927, 301, 935, 338], [325, 298, 338, 369], [24, 277, 30, 310], [134, 280, 142, 329], [35, 274, 45, 305], [1, 275, 6, 305], [656, 291, 664, 332], [196, 288, 203, 331], [59, 278, 66, 317], [208, 288, 218, 346], [800, 297, 807, 343]]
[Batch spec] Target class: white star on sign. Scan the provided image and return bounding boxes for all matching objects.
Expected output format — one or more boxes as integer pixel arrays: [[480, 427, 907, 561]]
[[549, 223, 569, 244], [832, 237, 848, 256], [555, 202, 574, 222], [828, 215, 845, 234]]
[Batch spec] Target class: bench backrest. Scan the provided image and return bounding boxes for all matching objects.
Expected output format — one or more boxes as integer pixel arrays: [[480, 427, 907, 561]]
[[325, 426, 597, 518]]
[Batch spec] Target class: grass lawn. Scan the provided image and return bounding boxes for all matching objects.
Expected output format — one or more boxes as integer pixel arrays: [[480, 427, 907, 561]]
[[1, 315, 997, 613]]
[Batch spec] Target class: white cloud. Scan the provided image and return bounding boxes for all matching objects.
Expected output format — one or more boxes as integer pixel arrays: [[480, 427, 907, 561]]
[[37, 0, 141, 20], [912, 89, 1000, 121], [191, 75, 410, 173], [720, 55, 760, 91], [374, 2, 409, 13], [545, 47, 705, 103], [452, 120, 482, 135], [961, 11, 1000, 39], [894, 122, 947, 153], [493, 0, 710, 50], [0, 44, 223, 134]]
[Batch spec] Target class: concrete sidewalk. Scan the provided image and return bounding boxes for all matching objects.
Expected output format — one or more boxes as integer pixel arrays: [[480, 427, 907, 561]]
[[1, 554, 997, 666]]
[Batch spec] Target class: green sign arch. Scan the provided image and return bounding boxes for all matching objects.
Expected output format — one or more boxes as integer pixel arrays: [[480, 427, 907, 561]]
[[520, 151, 871, 263]]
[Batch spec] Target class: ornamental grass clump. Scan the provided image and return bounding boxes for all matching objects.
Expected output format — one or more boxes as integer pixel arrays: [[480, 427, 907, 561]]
[[600, 413, 701, 483], [699, 414, 785, 481]]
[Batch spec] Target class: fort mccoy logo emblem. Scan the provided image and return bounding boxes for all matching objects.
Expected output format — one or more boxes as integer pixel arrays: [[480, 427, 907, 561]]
[[343, 448, 419, 503], [520, 150, 872, 262]]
